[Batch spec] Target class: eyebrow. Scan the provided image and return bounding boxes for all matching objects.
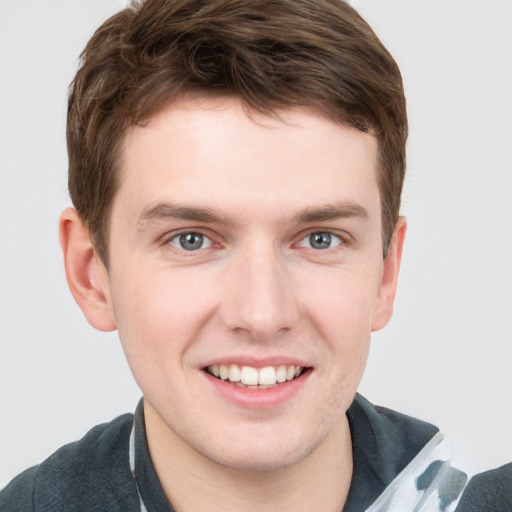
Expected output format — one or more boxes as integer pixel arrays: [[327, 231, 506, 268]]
[[136, 200, 368, 230], [136, 202, 233, 229], [292, 202, 369, 224]]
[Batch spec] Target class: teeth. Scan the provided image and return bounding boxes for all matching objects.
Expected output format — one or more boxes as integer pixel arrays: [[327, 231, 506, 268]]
[[229, 364, 241, 382], [240, 366, 259, 385], [219, 364, 229, 380], [276, 365, 287, 383], [259, 366, 277, 385], [207, 364, 304, 387]]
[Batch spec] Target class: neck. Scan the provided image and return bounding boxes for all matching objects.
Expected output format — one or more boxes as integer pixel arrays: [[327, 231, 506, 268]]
[[144, 404, 353, 512]]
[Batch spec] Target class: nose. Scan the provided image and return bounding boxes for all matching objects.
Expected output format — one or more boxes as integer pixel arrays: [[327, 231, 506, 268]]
[[219, 242, 301, 341]]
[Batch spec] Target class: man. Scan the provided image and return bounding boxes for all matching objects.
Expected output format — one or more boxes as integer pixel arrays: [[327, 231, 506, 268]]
[[1, 0, 510, 510]]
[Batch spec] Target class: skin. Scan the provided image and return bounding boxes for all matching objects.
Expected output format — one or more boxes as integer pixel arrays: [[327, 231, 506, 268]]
[[60, 96, 406, 511]]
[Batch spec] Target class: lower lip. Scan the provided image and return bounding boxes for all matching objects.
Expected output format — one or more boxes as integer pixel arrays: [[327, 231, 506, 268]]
[[202, 369, 311, 409]]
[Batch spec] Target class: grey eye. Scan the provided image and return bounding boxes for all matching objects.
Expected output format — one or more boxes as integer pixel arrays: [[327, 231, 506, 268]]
[[310, 232, 332, 249], [170, 232, 211, 251], [298, 232, 342, 250]]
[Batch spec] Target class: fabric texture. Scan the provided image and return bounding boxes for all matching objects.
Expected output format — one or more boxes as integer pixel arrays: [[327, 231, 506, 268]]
[[1, 395, 510, 511]]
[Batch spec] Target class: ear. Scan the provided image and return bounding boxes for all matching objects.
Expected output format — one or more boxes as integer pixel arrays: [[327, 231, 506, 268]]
[[371, 216, 407, 332], [59, 207, 116, 332]]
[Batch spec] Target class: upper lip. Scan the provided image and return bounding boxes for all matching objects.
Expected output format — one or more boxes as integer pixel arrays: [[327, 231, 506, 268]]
[[200, 355, 311, 369]]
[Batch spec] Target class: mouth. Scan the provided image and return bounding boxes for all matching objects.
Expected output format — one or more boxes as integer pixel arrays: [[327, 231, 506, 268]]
[[204, 364, 309, 389]]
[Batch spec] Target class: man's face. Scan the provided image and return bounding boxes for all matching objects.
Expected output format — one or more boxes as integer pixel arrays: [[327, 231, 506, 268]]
[[101, 96, 400, 470]]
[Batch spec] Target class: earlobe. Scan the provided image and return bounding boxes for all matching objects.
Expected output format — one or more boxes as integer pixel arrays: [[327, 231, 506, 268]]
[[59, 207, 116, 332], [371, 216, 407, 332]]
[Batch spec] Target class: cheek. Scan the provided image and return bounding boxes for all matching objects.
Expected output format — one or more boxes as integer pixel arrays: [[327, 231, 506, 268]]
[[301, 265, 380, 384], [303, 265, 381, 339], [109, 267, 216, 373]]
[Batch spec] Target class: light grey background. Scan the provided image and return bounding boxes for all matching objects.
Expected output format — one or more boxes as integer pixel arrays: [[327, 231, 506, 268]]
[[1, 0, 511, 486]]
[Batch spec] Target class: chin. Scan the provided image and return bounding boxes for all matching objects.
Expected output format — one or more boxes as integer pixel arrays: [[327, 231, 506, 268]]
[[209, 447, 307, 472], [198, 428, 326, 473]]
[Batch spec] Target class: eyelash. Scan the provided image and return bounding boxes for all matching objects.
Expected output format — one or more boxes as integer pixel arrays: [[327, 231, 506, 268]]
[[163, 229, 347, 254]]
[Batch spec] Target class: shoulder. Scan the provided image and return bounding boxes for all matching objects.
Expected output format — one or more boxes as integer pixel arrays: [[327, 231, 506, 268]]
[[348, 393, 439, 440], [455, 462, 512, 512], [347, 394, 439, 478], [344, 394, 441, 510], [346, 395, 511, 511], [0, 412, 140, 512]]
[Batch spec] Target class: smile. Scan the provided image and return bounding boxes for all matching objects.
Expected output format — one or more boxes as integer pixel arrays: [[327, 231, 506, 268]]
[[205, 364, 306, 389]]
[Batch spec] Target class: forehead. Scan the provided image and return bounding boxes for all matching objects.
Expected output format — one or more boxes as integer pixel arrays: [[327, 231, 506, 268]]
[[115, 96, 380, 225]]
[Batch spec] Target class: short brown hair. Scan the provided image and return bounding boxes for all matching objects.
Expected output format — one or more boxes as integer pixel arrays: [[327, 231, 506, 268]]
[[67, 0, 407, 263]]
